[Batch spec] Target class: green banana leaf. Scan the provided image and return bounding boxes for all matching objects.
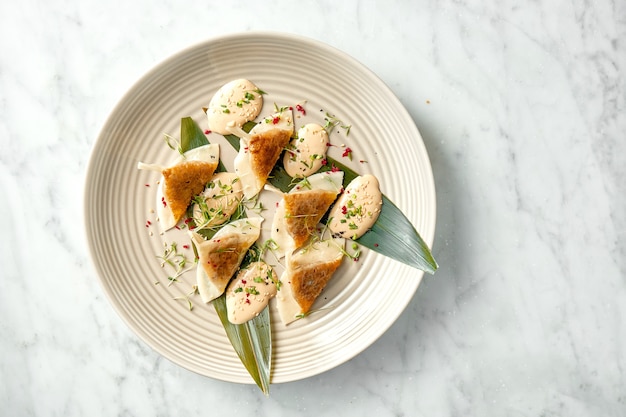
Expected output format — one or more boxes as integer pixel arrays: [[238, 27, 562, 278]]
[[180, 117, 272, 394], [213, 295, 271, 395]]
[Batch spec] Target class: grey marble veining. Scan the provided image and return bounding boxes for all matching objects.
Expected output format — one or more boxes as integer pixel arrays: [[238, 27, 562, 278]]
[[1, 0, 624, 416]]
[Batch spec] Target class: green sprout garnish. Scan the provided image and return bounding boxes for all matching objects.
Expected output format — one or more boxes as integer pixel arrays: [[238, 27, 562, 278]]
[[323, 112, 352, 136]]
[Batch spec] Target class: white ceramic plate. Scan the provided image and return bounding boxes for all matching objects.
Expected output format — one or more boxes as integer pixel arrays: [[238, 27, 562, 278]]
[[85, 32, 436, 384]]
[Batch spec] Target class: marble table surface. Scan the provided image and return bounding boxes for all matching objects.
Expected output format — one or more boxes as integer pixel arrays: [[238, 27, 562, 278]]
[[1, 0, 624, 415]]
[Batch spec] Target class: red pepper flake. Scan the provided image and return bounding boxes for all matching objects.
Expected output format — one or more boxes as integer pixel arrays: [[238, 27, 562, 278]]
[[183, 245, 189, 249], [204, 129, 212, 134], [342, 147, 353, 159], [321, 158, 328, 166], [359, 159, 368, 164], [272, 116, 280, 124], [326, 143, 334, 147], [331, 165, 340, 173], [353, 257, 359, 262], [145, 184, 150, 187], [175, 225, 181, 230], [184, 218, 193, 224], [341, 206, 348, 215], [245, 299, 251, 305], [275, 201, 279, 208], [374, 243, 379, 247], [241, 280, 247, 284], [161, 197, 167, 207], [295, 104, 306, 115]]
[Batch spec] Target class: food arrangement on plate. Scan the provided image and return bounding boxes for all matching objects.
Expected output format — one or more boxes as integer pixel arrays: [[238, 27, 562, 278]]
[[137, 78, 438, 394]]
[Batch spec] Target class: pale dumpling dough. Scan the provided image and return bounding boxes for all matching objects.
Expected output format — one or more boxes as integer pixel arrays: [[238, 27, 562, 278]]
[[276, 238, 345, 325], [191, 217, 263, 303]]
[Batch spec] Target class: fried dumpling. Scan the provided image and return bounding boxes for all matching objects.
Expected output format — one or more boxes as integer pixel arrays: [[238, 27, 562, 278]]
[[276, 238, 345, 325], [190, 217, 263, 303], [233, 107, 294, 199], [138, 144, 220, 231], [271, 171, 344, 258]]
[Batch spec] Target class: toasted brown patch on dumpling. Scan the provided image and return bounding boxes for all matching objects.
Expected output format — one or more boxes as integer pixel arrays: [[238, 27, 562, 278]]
[[289, 255, 343, 314], [198, 234, 249, 294], [283, 190, 338, 248], [247, 129, 291, 186], [162, 160, 218, 223]]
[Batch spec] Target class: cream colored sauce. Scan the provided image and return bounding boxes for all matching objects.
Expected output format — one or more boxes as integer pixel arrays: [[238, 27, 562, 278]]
[[270, 171, 344, 259], [192, 172, 243, 228], [248, 107, 294, 136], [226, 261, 278, 324], [206, 79, 263, 135], [283, 123, 329, 178], [328, 174, 382, 239]]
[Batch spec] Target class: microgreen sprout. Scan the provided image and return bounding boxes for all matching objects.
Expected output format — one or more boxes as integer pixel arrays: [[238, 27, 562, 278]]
[[164, 133, 184, 155], [295, 306, 334, 320], [323, 112, 352, 136], [157, 242, 194, 286], [173, 287, 198, 311]]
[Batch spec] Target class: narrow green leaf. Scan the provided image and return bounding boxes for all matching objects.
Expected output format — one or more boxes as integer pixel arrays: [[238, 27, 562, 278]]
[[213, 295, 272, 395], [179, 117, 272, 393], [323, 156, 437, 273], [180, 116, 209, 151], [359, 195, 438, 273]]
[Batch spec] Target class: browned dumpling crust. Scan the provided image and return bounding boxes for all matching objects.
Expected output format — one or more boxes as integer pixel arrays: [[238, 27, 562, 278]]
[[283, 190, 338, 248], [162, 160, 218, 223], [197, 234, 250, 294], [289, 255, 344, 314], [247, 129, 292, 186]]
